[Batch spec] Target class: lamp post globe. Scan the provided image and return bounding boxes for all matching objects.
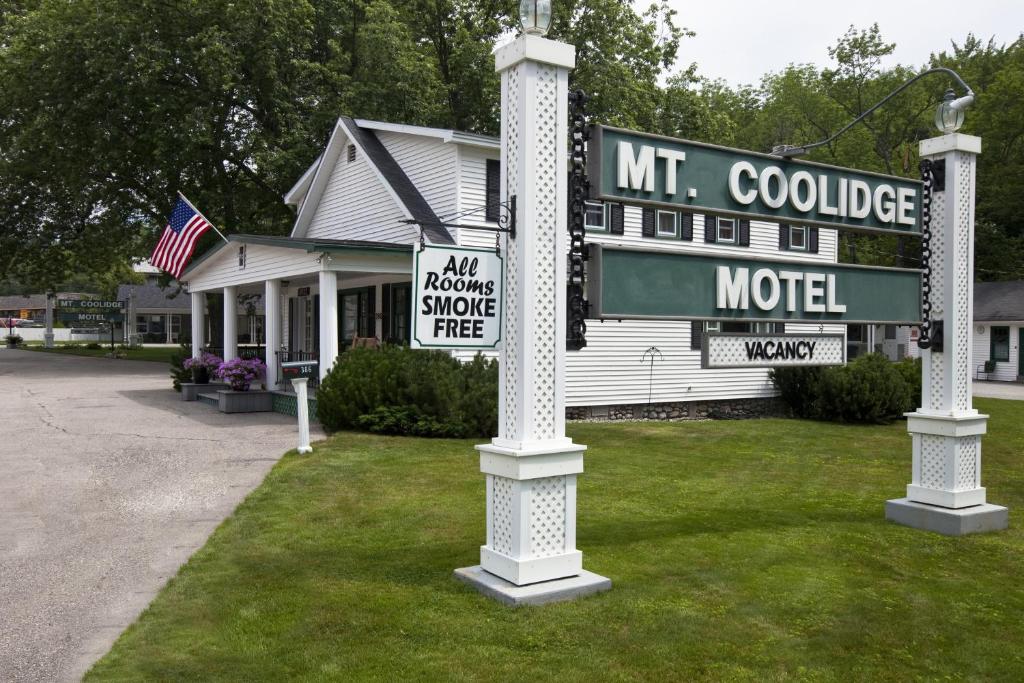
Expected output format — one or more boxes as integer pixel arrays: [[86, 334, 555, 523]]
[[935, 88, 966, 134], [519, 0, 552, 36]]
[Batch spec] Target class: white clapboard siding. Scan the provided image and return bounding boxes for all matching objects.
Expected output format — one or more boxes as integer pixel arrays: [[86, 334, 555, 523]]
[[376, 131, 458, 222], [306, 145, 417, 244], [973, 323, 1022, 381], [187, 245, 320, 292], [456, 146, 502, 249]]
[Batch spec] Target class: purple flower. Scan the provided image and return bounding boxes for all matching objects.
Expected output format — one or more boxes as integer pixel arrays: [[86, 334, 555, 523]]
[[215, 357, 267, 391]]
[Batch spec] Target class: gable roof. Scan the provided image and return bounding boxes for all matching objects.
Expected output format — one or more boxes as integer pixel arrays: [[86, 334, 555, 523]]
[[290, 117, 453, 245], [354, 119, 499, 149], [116, 282, 190, 310], [975, 280, 1024, 321]]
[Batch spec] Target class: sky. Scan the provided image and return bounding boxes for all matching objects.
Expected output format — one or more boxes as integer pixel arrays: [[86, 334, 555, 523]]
[[669, 0, 1023, 87]]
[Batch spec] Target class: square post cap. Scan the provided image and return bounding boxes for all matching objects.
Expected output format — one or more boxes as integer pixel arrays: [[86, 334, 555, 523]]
[[494, 34, 576, 72], [920, 133, 981, 156]]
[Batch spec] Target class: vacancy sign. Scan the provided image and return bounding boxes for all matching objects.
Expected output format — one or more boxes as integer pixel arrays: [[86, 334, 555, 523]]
[[412, 245, 503, 349], [703, 333, 845, 369]]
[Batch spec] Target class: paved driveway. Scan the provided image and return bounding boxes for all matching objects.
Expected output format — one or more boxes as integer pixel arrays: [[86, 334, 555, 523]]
[[0, 349, 323, 682], [974, 380, 1024, 400]]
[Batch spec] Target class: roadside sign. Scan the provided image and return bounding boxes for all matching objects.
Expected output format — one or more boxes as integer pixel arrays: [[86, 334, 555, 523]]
[[588, 244, 921, 325], [589, 125, 922, 236], [58, 312, 124, 323], [702, 333, 845, 369], [57, 299, 122, 311], [411, 245, 503, 349]]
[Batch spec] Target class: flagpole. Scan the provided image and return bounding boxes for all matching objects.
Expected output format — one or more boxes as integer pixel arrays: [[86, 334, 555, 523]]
[[177, 191, 230, 245]]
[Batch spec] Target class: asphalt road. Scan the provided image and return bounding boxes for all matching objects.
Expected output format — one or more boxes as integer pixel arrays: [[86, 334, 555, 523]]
[[0, 348, 323, 682]]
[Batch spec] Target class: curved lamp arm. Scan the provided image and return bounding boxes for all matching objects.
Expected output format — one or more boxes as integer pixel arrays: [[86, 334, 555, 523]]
[[773, 67, 975, 158]]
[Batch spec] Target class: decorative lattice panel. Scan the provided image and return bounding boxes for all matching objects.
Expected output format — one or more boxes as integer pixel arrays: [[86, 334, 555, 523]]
[[927, 158, 948, 411], [955, 435, 979, 490], [529, 476, 566, 557], [529, 64, 559, 441], [491, 475, 515, 556], [501, 67, 521, 441], [952, 152, 975, 412], [920, 434, 946, 489], [704, 335, 844, 368]]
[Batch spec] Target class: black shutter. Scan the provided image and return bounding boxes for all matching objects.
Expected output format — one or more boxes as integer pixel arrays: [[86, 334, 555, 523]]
[[809, 227, 819, 253], [313, 294, 320, 353], [739, 219, 750, 246], [641, 208, 655, 237], [704, 215, 716, 243], [680, 212, 693, 241], [364, 287, 376, 338], [485, 159, 500, 222], [779, 223, 790, 250], [690, 321, 703, 350], [288, 297, 296, 350], [610, 204, 625, 235], [381, 283, 392, 343]]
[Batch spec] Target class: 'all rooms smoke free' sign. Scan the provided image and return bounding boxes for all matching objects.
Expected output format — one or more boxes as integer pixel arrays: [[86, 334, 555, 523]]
[[411, 245, 503, 349]]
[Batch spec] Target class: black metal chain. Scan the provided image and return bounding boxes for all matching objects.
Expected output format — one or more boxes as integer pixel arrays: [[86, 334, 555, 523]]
[[567, 89, 589, 351], [917, 159, 934, 350]]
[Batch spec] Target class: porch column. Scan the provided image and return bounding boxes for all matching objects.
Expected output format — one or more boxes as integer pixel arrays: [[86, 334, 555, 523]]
[[165, 314, 173, 344], [44, 292, 55, 348], [887, 133, 1008, 534], [318, 270, 338, 380], [265, 279, 282, 389], [223, 285, 237, 360], [190, 292, 205, 359]]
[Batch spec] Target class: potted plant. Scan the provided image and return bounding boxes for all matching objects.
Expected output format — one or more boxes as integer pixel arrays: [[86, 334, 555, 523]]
[[216, 357, 266, 392], [184, 351, 223, 384], [5, 333, 23, 349]]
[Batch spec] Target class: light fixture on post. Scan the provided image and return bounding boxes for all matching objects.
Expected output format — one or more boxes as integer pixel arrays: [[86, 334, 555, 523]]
[[773, 67, 976, 157], [519, 0, 552, 36]]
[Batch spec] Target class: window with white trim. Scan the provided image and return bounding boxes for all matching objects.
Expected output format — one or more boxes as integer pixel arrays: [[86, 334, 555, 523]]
[[656, 210, 678, 237], [789, 225, 808, 251], [584, 201, 607, 232], [716, 217, 736, 243]]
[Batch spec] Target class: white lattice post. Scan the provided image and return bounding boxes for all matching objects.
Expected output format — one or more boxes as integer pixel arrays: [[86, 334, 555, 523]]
[[886, 133, 1008, 535], [455, 34, 611, 604]]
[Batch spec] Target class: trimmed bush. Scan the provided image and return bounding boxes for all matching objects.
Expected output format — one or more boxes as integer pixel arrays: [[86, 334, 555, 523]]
[[771, 353, 922, 424], [316, 346, 498, 438]]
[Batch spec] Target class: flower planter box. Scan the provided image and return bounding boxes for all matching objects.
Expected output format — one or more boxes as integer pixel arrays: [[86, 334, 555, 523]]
[[181, 382, 231, 401], [217, 389, 273, 414]]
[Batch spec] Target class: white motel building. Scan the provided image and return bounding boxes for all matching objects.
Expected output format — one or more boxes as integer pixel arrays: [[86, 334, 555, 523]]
[[179, 116, 910, 419]]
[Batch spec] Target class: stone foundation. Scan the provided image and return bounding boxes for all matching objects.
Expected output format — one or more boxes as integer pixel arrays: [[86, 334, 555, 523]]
[[566, 397, 785, 422]]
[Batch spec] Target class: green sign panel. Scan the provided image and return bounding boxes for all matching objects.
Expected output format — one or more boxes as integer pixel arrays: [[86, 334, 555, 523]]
[[58, 311, 123, 324], [590, 126, 922, 235], [588, 245, 922, 324], [56, 299, 124, 324]]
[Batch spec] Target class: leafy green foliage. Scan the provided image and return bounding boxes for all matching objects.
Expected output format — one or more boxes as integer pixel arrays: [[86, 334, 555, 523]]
[[316, 346, 498, 437], [772, 354, 922, 424], [169, 343, 192, 393]]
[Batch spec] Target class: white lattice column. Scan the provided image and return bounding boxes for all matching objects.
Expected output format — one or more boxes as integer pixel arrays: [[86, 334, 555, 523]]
[[457, 35, 609, 601], [887, 133, 1007, 535]]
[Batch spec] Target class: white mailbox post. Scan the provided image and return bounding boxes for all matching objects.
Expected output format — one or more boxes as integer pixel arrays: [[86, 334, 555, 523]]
[[453, 33, 611, 605], [886, 133, 1008, 535]]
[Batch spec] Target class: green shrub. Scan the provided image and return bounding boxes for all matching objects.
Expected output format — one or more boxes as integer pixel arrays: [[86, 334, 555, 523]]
[[169, 343, 192, 392], [771, 353, 920, 424], [85, 342, 103, 350], [316, 346, 498, 438]]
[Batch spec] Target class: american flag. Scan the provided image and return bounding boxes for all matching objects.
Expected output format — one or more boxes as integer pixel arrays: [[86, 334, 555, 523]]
[[150, 196, 213, 278]]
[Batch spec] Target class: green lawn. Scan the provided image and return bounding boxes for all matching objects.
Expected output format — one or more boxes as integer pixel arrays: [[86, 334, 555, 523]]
[[22, 343, 180, 363], [87, 399, 1024, 681]]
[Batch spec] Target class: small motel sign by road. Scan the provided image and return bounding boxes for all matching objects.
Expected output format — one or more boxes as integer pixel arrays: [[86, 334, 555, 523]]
[[412, 245, 503, 350], [588, 125, 922, 236], [56, 299, 124, 324]]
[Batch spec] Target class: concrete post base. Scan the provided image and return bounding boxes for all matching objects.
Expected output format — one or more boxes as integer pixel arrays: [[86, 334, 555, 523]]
[[454, 565, 611, 606], [886, 497, 1008, 536], [43, 333, 54, 348]]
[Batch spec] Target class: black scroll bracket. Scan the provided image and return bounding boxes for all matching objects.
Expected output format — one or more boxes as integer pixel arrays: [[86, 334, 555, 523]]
[[402, 195, 516, 256]]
